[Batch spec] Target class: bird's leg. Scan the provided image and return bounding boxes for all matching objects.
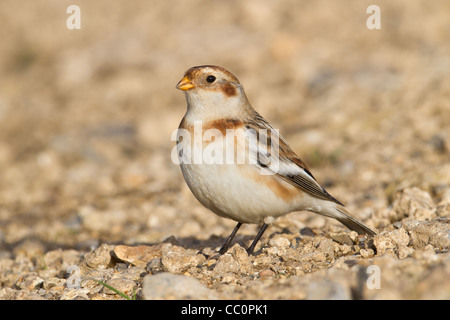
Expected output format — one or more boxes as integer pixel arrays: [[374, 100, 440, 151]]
[[219, 222, 242, 254], [246, 223, 269, 255]]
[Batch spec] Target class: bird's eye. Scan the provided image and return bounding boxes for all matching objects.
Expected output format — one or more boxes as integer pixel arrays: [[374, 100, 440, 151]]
[[206, 75, 216, 83]]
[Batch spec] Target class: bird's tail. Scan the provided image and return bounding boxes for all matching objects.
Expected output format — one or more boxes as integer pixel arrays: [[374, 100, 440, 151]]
[[333, 205, 376, 236]]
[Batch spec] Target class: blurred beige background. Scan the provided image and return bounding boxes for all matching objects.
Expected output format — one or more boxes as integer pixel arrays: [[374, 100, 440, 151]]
[[0, 0, 449, 248]]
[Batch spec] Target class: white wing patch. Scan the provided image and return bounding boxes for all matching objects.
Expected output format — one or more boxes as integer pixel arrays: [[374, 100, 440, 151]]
[[243, 123, 343, 205]]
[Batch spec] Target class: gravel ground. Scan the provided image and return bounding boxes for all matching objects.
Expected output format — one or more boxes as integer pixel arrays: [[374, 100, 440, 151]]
[[0, 1, 449, 300]]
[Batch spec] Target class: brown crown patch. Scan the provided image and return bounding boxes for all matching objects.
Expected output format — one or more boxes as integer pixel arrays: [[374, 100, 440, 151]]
[[184, 65, 240, 83]]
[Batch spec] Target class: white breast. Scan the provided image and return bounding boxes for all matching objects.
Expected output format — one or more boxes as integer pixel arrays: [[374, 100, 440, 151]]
[[176, 124, 301, 224]]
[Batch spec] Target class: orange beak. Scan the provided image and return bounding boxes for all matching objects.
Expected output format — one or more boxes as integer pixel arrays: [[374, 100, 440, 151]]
[[176, 76, 194, 91]]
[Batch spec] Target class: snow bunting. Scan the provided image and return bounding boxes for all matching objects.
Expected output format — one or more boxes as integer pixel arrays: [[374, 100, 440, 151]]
[[175, 65, 376, 255]]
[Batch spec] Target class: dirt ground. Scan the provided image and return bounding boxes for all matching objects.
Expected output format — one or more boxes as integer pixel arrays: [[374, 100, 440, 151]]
[[0, 0, 449, 300]]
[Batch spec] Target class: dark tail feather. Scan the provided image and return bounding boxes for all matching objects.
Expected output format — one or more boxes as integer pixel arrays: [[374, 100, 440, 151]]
[[335, 206, 377, 236]]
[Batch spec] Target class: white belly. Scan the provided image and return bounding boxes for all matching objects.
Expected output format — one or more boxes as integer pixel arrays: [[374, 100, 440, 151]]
[[175, 120, 318, 223], [175, 117, 346, 226], [180, 162, 297, 223]]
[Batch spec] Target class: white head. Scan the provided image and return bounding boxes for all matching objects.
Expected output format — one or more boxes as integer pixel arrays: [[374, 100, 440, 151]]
[[176, 65, 252, 121]]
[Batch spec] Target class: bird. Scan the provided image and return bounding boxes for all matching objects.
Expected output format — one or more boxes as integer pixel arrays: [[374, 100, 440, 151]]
[[175, 65, 376, 255]]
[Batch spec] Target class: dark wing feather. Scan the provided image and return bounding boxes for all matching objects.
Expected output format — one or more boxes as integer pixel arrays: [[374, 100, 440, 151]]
[[246, 113, 343, 205]]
